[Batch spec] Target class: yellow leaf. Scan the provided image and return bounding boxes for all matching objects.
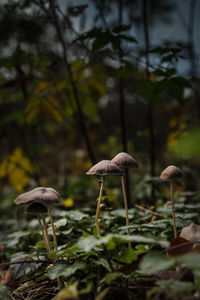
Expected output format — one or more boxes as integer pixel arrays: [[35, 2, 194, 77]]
[[63, 198, 74, 207], [0, 148, 34, 192]]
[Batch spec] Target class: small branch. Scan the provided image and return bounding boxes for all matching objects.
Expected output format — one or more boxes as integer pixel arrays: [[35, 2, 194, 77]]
[[0, 259, 49, 268], [164, 240, 199, 253], [135, 204, 163, 217]]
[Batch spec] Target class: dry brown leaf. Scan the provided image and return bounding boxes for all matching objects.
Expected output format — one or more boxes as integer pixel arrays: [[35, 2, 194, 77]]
[[180, 223, 200, 242], [0, 268, 12, 285]]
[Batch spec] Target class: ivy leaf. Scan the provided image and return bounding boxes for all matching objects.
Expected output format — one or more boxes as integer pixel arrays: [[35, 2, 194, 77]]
[[52, 282, 78, 300], [113, 247, 138, 264], [139, 252, 175, 275], [102, 272, 121, 284], [69, 234, 168, 253], [0, 285, 10, 300], [156, 279, 194, 297], [48, 261, 86, 280], [178, 253, 200, 270], [65, 210, 88, 221]]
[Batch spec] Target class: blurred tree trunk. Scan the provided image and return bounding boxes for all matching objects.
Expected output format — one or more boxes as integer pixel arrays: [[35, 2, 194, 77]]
[[118, 0, 131, 206], [188, 0, 196, 77], [40, 0, 96, 165], [142, 0, 156, 199], [15, 47, 41, 185]]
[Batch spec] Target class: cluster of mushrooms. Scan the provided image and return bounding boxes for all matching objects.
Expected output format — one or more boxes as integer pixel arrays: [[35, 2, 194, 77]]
[[87, 152, 183, 242], [14, 152, 183, 254]]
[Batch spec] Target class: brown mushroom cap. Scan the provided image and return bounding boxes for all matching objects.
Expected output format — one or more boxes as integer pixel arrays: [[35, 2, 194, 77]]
[[111, 152, 139, 169], [86, 160, 124, 176], [25, 202, 47, 215], [160, 165, 183, 180], [14, 187, 61, 206]]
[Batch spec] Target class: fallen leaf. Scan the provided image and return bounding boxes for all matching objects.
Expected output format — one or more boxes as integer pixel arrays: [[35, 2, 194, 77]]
[[180, 223, 200, 242]]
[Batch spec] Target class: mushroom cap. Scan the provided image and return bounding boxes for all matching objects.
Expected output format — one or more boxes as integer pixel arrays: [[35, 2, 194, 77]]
[[25, 202, 47, 215], [111, 152, 139, 169], [14, 187, 61, 206], [160, 165, 183, 180], [86, 160, 124, 176]]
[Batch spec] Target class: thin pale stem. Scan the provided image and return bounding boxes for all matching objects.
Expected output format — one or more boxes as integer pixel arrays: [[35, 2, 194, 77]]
[[121, 176, 131, 248], [170, 180, 177, 238], [96, 177, 105, 236], [41, 214, 52, 252], [37, 216, 51, 254], [48, 207, 58, 251]]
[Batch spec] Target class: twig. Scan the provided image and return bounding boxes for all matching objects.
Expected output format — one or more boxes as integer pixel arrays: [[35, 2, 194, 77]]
[[0, 259, 49, 268], [135, 204, 163, 217], [164, 240, 199, 253]]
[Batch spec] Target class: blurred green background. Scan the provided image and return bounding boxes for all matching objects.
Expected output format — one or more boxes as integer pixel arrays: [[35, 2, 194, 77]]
[[0, 0, 200, 215]]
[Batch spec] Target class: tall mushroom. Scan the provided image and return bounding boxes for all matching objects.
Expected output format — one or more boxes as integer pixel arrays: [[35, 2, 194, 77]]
[[14, 187, 61, 251], [111, 152, 139, 244], [86, 160, 124, 236], [160, 165, 183, 238]]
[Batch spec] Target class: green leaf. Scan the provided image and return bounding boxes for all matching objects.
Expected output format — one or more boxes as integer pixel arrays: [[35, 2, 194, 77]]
[[52, 218, 67, 228], [65, 210, 88, 221], [48, 261, 86, 280], [149, 46, 180, 55], [139, 252, 175, 274], [136, 79, 157, 102], [0, 285, 10, 300], [70, 234, 169, 253], [35, 241, 46, 249], [120, 34, 138, 43], [112, 25, 131, 33], [157, 279, 194, 297], [102, 272, 121, 284], [96, 288, 110, 300], [113, 247, 137, 263], [52, 282, 78, 300], [178, 253, 200, 270], [11, 252, 42, 278]]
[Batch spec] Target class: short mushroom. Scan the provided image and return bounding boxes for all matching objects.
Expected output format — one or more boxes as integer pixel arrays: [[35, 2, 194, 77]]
[[86, 160, 124, 236], [111, 152, 139, 246], [14, 187, 61, 251], [160, 165, 183, 238]]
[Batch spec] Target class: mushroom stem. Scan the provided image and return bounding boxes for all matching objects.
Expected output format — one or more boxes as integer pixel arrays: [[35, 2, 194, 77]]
[[96, 177, 105, 236], [37, 216, 51, 254], [170, 180, 177, 238], [121, 176, 131, 248], [48, 207, 58, 251], [41, 214, 52, 252]]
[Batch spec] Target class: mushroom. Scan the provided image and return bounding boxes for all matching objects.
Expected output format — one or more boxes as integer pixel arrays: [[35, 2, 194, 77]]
[[14, 187, 61, 251], [86, 160, 124, 236], [111, 152, 138, 244], [160, 165, 183, 238]]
